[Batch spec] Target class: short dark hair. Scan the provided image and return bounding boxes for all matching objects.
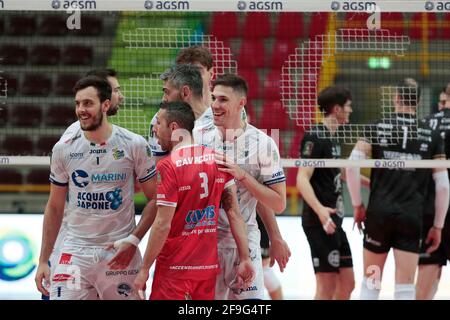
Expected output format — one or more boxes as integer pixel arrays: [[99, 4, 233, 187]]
[[85, 68, 117, 79], [160, 64, 203, 99], [176, 45, 213, 70], [212, 74, 248, 96], [317, 86, 352, 115], [159, 101, 195, 134], [73, 76, 112, 103], [397, 78, 420, 107]]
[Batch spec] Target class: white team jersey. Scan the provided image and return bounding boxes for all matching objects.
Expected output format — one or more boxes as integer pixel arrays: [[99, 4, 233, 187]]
[[199, 124, 286, 249], [148, 106, 247, 157], [50, 125, 156, 247], [60, 121, 81, 143]]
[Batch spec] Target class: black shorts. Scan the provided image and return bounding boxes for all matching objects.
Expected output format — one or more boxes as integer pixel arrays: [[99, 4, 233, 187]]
[[419, 215, 450, 266], [303, 226, 353, 273], [363, 210, 421, 254]]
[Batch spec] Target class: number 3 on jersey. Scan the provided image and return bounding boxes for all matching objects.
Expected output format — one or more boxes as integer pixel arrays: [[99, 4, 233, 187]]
[[199, 172, 209, 199]]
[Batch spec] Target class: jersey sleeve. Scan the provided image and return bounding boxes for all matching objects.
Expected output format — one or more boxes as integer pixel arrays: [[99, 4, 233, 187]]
[[148, 114, 169, 157], [432, 128, 446, 158], [49, 143, 68, 186], [156, 160, 178, 207], [222, 171, 235, 190], [300, 132, 322, 159], [259, 137, 286, 186], [133, 135, 157, 183]]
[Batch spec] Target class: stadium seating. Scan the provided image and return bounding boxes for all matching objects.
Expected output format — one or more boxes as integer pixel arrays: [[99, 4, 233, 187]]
[[26, 169, 51, 185], [209, 12, 239, 40], [259, 100, 290, 131], [241, 12, 271, 39], [409, 13, 437, 39], [9, 104, 42, 127], [262, 70, 282, 100], [72, 16, 103, 36], [237, 69, 261, 99], [237, 41, 266, 68], [343, 12, 370, 29], [62, 45, 93, 66], [38, 15, 69, 36], [54, 74, 82, 96], [269, 40, 297, 69], [0, 169, 23, 185], [0, 73, 18, 96], [21, 73, 52, 96], [35, 136, 59, 156], [29, 45, 61, 66], [0, 17, 4, 35], [0, 103, 7, 126], [440, 13, 450, 39], [0, 44, 28, 65], [45, 104, 76, 127], [380, 12, 404, 36], [309, 12, 329, 39], [7, 15, 36, 36], [274, 12, 304, 40], [1, 135, 34, 156]]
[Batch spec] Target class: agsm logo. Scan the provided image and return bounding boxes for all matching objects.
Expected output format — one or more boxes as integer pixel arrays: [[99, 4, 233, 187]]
[[0, 230, 36, 281]]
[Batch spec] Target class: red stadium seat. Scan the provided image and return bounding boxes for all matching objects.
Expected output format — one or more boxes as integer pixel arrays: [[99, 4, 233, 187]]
[[289, 130, 305, 158], [7, 15, 36, 36], [243, 102, 256, 125], [0, 103, 7, 125], [269, 40, 297, 69], [1, 135, 34, 156], [237, 69, 261, 100], [209, 12, 239, 40], [29, 45, 61, 66], [259, 100, 289, 131], [274, 12, 304, 39], [62, 45, 93, 66], [262, 70, 282, 100], [237, 40, 266, 69], [35, 136, 60, 156], [39, 15, 69, 36], [343, 12, 370, 29], [0, 17, 4, 35], [10, 104, 42, 127], [0, 73, 18, 96], [409, 13, 437, 40], [380, 12, 404, 36], [241, 12, 271, 39], [440, 13, 450, 39], [26, 169, 51, 185], [0, 169, 23, 185], [54, 74, 82, 96], [22, 73, 52, 96], [72, 16, 103, 36], [309, 13, 329, 38], [45, 104, 77, 127], [0, 44, 28, 65]]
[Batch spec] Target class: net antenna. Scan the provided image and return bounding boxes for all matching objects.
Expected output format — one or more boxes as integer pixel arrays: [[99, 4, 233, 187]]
[[115, 28, 237, 135], [281, 28, 410, 144]]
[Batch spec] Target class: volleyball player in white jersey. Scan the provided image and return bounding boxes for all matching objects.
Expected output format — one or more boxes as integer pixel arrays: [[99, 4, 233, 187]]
[[35, 76, 157, 300], [208, 74, 287, 300]]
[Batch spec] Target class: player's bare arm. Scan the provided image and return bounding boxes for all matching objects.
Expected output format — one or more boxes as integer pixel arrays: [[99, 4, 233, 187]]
[[107, 177, 157, 270], [221, 185, 255, 286], [35, 184, 68, 296], [297, 167, 337, 235], [256, 202, 291, 272], [134, 205, 176, 296], [215, 153, 286, 213]]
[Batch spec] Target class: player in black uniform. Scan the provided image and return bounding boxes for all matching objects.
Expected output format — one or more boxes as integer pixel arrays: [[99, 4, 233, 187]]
[[416, 85, 450, 300], [346, 78, 449, 300], [296, 86, 355, 300]]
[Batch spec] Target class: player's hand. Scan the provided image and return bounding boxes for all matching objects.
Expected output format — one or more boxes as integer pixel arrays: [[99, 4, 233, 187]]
[[425, 226, 442, 253], [214, 153, 246, 181], [269, 237, 291, 272], [235, 258, 255, 290], [106, 242, 137, 270], [35, 262, 51, 296], [134, 269, 149, 300], [317, 206, 337, 235], [353, 204, 366, 234]]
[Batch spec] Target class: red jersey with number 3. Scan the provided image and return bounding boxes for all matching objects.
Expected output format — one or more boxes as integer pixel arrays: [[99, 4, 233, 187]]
[[155, 144, 234, 280]]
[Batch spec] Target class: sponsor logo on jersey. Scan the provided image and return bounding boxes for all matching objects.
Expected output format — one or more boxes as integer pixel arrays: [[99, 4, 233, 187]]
[[72, 170, 89, 188], [185, 205, 216, 229], [365, 234, 382, 247], [69, 152, 84, 160], [89, 149, 107, 154], [106, 269, 139, 277], [52, 273, 74, 282], [112, 147, 124, 160], [117, 283, 133, 297], [328, 250, 340, 268], [302, 141, 314, 157], [71, 170, 127, 188], [77, 188, 123, 210], [59, 253, 72, 265], [420, 143, 429, 152], [313, 258, 320, 267], [178, 185, 191, 191], [175, 154, 215, 167]]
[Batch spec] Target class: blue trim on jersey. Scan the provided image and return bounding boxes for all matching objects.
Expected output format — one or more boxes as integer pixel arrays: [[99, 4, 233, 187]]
[[264, 177, 286, 186], [138, 170, 157, 183], [152, 151, 169, 157], [49, 178, 68, 187]]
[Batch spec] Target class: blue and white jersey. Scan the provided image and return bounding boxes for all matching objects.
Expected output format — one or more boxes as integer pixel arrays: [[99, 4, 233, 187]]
[[50, 125, 156, 247], [200, 124, 286, 249], [59, 121, 81, 143]]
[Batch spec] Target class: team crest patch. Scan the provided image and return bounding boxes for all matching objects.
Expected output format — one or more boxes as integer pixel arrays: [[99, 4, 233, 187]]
[[302, 141, 314, 157], [328, 250, 340, 268], [112, 147, 124, 160], [117, 283, 133, 297]]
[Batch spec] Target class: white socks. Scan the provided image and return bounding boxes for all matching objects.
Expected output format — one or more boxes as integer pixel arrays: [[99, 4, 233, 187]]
[[360, 277, 380, 300], [394, 284, 415, 300]]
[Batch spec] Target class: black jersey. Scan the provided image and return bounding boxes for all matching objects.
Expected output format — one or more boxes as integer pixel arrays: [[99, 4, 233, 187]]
[[364, 113, 445, 217], [300, 124, 344, 227], [422, 109, 450, 217]]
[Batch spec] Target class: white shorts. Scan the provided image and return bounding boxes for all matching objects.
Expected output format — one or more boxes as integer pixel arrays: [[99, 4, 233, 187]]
[[215, 247, 264, 300], [50, 245, 142, 300]]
